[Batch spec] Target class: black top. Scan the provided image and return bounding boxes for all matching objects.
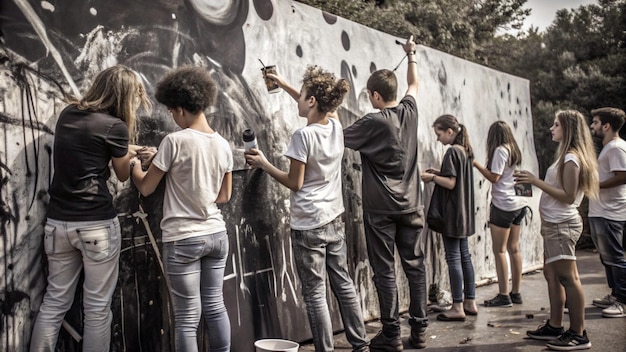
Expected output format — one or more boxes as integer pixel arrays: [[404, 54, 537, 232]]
[[432, 146, 475, 238], [47, 105, 129, 221], [344, 96, 420, 214]]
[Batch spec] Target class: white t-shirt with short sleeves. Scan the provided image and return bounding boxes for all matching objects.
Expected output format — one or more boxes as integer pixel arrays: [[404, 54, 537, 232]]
[[285, 118, 344, 230], [152, 129, 233, 242], [588, 138, 626, 220], [539, 153, 584, 223], [490, 145, 526, 211]]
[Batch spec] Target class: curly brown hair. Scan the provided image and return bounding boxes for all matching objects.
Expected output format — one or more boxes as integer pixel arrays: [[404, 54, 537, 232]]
[[155, 66, 217, 114], [301, 66, 349, 114]]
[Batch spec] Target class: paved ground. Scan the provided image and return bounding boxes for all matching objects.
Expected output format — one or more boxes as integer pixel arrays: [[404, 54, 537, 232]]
[[300, 250, 626, 351]]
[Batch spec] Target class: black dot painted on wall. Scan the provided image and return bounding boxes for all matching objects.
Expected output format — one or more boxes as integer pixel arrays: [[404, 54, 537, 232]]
[[513, 120, 518, 128], [370, 62, 377, 73], [437, 66, 447, 86], [352, 65, 357, 78], [253, 0, 273, 21], [296, 45, 303, 58], [322, 11, 337, 24], [341, 31, 350, 51]]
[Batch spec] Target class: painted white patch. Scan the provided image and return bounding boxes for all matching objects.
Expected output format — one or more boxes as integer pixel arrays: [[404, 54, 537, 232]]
[[89, 7, 97, 16], [171, 13, 176, 20], [40, 1, 55, 12]]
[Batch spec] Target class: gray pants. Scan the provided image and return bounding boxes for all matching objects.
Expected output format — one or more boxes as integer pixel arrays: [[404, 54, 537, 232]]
[[30, 217, 121, 352]]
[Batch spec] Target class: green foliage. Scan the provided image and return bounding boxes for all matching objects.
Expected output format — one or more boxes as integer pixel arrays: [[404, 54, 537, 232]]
[[297, 0, 626, 176]]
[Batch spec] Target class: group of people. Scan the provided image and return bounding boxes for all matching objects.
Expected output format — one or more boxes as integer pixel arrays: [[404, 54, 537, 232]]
[[28, 33, 625, 352]]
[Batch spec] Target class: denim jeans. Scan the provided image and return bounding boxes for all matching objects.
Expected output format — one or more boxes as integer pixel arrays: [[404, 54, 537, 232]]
[[30, 217, 121, 352], [442, 236, 476, 303], [589, 217, 626, 303], [292, 217, 369, 352], [363, 212, 428, 337], [163, 231, 230, 352]]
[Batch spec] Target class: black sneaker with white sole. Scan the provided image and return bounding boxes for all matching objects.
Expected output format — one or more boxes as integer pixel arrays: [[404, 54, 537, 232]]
[[545, 329, 591, 351], [526, 320, 565, 341]]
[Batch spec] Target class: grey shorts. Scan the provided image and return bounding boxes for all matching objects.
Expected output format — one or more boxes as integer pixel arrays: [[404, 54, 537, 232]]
[[541, 217, 583, 264]]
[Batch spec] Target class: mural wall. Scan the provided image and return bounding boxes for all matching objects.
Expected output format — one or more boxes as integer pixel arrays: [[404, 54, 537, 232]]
[[0, 0, 541, 350]]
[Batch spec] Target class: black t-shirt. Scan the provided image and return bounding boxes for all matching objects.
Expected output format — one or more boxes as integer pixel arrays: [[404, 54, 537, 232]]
[[47, 105, 129, 221], [434, 146, 475, 238], [344, 96, 420, 214]]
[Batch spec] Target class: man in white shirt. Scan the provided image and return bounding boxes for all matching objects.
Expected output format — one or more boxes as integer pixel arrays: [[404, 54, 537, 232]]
[[588, 107, 626, 318]]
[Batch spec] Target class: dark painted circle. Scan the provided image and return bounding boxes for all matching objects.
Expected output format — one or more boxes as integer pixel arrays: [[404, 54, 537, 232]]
[[341, 31, 350, 51], [253, 0, 273, 21], [296, 45, 303, 57], [352, 65, 357, 78], [370, 62, 377, 73], [322, 11, 337, 24]]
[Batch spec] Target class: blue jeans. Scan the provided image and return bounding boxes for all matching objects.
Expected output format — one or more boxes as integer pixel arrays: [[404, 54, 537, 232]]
[[30, 217, 121, 352], [163, 231, 230, 352], [589, 217, 626, 303], [442, 236, 476, 303], [363, 212, 428, 337], [292, 217, 369, 352]]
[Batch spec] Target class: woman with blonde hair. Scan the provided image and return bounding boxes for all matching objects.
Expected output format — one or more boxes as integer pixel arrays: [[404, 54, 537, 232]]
[[31, 65, 151, 352], [516, 110, 598, 351], [473, 121, 528, 307]]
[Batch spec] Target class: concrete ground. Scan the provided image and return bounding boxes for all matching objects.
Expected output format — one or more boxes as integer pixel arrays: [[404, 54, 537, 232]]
[[300, 250, 626, 351]]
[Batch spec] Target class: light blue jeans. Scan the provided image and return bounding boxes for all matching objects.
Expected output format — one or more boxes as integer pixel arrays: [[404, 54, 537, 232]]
[[163, 231, 230, 352], [292, 217, 369, 352], [30, 217, 121, 352], [442, 236, 476, 303]]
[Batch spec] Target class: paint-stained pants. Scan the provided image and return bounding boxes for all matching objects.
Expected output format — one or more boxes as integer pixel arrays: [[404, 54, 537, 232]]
[[292, 217, 369, 352], [163, 231, 230, 352], [364, 212, 428, 337], [30, 217, 120, 352]]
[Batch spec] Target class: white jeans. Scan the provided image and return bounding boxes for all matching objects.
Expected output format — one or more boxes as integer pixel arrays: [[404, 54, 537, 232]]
[[30, 217, 121, 352]]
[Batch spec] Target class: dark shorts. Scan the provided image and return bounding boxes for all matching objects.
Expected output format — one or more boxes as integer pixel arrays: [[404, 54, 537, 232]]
[[489, 204, 528, 229]]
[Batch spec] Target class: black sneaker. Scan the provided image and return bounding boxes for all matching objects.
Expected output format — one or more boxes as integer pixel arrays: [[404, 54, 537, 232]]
[[370, 330, 403, 352], [545, 329, 591, 350], [510, 291, 523, 304], [526, 320, 565, 341], [408, 319, 427, 349], [484, 294, 513, 307]]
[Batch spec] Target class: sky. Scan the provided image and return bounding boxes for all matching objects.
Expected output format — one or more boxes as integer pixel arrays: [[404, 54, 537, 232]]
[[520, 0, 598, 32]]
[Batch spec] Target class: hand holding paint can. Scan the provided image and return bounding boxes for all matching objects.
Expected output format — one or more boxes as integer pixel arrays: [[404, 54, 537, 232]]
[[261, 65, 281, 93]]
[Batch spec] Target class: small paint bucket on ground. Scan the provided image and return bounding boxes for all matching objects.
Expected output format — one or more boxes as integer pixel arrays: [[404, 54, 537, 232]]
[[254, 338, 299, 352]]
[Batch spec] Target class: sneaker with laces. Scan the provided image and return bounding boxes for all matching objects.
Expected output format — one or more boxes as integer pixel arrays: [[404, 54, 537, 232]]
[[408, 319, 427, 349], [545, 329, 591, 350], [592, 294, 616, 308], [484, 294, 513, 307], [370, 330, 402, 352], [509, 291, 523, 304], [602, 301, 626, 318], [526, 320, 565, 341]]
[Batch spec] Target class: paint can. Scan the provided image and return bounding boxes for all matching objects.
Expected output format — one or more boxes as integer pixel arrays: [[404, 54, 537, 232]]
[[261, 65, 281, 93], [254, 339, 299, 352]]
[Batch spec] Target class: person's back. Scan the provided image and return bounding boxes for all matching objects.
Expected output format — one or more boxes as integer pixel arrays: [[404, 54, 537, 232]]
[[343, 36, 429, 351], [344, 96, 419, 214], [48, 105, 128, 220]]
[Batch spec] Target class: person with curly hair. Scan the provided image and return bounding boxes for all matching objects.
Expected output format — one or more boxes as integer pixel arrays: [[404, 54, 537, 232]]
[[245, 66, 370, 352], [130, 66, 233, 352], [30, 65, 151, 352], [517, 110, 598, 350], [343, 35, 429, 350]]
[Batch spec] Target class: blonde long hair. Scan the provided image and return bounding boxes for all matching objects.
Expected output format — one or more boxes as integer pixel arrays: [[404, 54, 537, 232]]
[[71, 65, 151, 142], [554, 110, 598, 199]]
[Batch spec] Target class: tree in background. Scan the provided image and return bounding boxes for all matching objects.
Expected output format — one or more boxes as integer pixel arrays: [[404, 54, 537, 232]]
[[298, 0, 626, 177]]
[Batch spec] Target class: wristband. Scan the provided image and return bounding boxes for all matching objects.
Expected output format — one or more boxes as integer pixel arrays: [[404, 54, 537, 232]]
[[408, 61, 418, 64], [432, 175, 436, 182], [407, 50, 416, 55]]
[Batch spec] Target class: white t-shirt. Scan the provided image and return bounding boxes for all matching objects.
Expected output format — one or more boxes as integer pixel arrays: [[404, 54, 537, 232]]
[[152, 129, 233, 242], [285, 118, 345, 230], [588, 138, 626, 220], [490, 145, 526, 211], [539, 153, 584, 223]]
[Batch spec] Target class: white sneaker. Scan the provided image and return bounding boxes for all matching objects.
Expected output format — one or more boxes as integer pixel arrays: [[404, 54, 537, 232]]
[[602, 302, 625, 318], [592, 294, 616, 308]]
